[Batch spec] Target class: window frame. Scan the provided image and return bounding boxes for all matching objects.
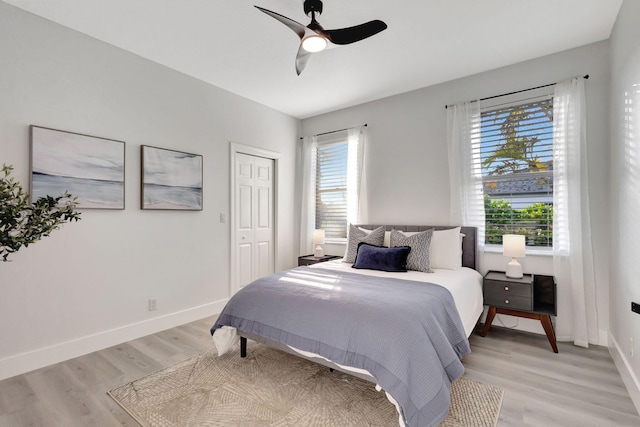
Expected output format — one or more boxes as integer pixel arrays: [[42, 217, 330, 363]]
[[314, 130, 352, 243], [479, 89, 555, 253]]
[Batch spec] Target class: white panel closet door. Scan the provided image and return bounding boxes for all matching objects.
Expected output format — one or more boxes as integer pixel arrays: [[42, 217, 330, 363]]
[[234, 153, 274, 291]]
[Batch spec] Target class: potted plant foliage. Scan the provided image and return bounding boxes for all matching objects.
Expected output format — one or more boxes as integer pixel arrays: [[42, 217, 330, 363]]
[[0, 164, 81, 261]]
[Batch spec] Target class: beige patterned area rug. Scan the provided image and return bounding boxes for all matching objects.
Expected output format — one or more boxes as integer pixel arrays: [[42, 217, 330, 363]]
[[108, 343, 503, 427]]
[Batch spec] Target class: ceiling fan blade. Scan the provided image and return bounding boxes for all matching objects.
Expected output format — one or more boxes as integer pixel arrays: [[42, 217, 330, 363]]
[[295, 44, 312, 75], [325, 20, 387, 45], [256, 1, 386, 75], [254, 5, 306, 39]]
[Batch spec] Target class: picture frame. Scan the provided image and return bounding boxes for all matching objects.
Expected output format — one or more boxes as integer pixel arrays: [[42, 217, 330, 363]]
[[30, 125, 126, 209], [141, 145, 203, 211]]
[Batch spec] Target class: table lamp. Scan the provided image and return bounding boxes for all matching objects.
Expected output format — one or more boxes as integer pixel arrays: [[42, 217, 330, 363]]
[[313, 229, 325, 258], [503, 234, 525, 278]]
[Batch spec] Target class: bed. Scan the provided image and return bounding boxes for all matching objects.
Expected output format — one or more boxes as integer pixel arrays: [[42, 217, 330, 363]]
[[211, 225, 483, 427]]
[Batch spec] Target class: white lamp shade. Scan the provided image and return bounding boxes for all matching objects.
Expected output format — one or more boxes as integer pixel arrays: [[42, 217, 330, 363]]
[[502, 234, 525, 258], [313, 229, 325, 245]]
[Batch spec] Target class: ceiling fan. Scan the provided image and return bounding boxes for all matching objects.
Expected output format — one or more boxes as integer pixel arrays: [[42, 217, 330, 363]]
[[255, 0, 387, 75]]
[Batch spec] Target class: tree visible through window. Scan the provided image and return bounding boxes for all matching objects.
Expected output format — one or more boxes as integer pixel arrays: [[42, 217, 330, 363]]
[[480, 97, 554, 247]]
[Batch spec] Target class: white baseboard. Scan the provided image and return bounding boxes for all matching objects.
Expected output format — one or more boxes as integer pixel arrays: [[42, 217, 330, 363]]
[[0, 299, 229, 381], [609, 332, 640, 414]]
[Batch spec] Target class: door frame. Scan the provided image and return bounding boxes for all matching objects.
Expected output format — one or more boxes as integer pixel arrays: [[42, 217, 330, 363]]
[[229, 142, 281, 296]]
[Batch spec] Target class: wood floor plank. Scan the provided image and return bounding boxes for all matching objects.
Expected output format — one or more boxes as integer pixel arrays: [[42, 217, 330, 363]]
[[0, 401, 51, 427], [0, 315, 638, 426], [466, 326, 640, 426], [65, 352, 125, 391], [0, 375, 36, 415]]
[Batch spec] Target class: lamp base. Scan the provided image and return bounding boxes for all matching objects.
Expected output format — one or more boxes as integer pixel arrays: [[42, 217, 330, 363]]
[[313, 245, 324, 258], [505, 258, 523, 278]]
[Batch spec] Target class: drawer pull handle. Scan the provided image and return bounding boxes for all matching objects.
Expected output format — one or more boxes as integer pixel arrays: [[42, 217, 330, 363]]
[[504, 286, 509, 291], [504, 299, 510, 304]]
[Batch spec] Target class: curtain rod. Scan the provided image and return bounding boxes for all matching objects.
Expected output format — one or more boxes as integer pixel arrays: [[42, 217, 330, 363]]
[[300, 124, 367, 140], [444, 74, 589, 109]]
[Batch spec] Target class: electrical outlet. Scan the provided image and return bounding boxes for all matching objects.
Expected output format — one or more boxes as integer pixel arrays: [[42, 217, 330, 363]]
[[148, 298, 158, 311], [220, 213, 226, 223]]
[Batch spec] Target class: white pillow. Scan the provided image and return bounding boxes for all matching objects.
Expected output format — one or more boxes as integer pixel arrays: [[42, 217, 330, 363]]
[[430, 227, 462, 270], [383, 231, 391, 247]]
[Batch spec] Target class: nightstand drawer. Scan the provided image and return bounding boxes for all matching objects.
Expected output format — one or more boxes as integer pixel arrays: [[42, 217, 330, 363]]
[[484, 293, 532, 311], [484, 280, 531, 298]]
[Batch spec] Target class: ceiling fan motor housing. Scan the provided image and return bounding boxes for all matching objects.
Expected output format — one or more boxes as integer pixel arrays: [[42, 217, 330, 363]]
[[304, 0, 323, 17]]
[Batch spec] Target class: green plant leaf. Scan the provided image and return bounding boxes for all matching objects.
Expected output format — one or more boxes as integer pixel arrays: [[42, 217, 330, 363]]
[[0, 164, 81, 261]]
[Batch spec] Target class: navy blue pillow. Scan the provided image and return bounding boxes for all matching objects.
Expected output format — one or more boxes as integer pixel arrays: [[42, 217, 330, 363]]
[[352, 243, 411, 272]]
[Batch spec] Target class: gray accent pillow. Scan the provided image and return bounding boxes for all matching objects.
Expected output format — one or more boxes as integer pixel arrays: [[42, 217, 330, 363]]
[[343, 225, 385, 263], [390, 229, 434, 273]]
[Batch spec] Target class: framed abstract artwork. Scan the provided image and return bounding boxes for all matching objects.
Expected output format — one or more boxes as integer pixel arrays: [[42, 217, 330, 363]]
[[30, 125, 125, 209], [141, 145, 203, 210]]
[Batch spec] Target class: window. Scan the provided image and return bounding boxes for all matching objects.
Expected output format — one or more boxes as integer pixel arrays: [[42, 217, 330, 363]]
[[314, 130, 360, 240], [479, 96, 554, 248]]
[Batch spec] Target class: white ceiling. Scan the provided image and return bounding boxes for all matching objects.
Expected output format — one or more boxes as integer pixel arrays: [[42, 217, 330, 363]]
[[5, 0, 623, 119]]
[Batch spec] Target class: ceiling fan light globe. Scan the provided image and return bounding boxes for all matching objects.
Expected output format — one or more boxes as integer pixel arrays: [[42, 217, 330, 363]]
[[302, 35, 327, 52]]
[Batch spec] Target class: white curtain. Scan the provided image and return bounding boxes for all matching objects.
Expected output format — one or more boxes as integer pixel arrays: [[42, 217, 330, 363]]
[[299, 135, 317, 256], [348, 126, 368, 225], [553, 77, 598, 347], [447, 101, 484, 267]]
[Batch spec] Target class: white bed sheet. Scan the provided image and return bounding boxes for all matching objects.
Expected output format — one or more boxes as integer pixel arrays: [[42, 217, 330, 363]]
[[309, 259, 484, 337]]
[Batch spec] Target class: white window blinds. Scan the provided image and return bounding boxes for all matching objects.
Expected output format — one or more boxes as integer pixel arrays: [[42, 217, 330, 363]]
[[314, 130, 355, 240], [479, 96, 554, 247]]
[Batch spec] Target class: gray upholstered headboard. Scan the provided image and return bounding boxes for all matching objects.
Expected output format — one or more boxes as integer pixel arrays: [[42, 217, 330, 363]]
[[355, 225, 478, 271]]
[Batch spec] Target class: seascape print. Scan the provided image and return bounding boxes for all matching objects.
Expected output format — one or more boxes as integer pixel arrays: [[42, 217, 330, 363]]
[[30, 126, 125, 209], [141, 146, 203, 210]]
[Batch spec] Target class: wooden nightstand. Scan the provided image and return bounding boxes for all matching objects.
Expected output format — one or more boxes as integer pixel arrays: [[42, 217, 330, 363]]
[[480, 270, 558, 353], [298, 254, 342, 266]]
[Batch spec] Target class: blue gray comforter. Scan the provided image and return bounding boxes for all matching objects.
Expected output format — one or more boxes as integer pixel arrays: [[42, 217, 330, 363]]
[[211, 266, 470, 427]]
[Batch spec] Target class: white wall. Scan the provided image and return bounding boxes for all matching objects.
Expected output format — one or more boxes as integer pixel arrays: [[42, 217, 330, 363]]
[[302, 41, 611, 344], [608, 0, 640, 410], [0, 2, 299, 380]]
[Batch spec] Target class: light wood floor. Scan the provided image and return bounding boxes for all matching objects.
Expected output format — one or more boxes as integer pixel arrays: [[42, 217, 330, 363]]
[[0, 316, 638, 426]]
